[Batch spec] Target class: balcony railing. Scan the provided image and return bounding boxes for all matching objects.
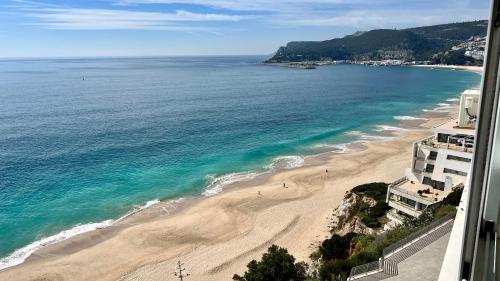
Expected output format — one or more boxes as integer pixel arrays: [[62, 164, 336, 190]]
[[419, 136, 474, 153], [388, 177, 436, 205]]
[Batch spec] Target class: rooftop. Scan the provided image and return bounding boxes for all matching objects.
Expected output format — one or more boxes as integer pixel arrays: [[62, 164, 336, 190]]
[[433, 119, 476, 136], [420, 135, 474, 153], [396, 179, 453, 201]]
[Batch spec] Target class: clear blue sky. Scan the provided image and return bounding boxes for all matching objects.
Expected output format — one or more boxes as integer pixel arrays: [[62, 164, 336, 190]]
[[0, 0, 491, 57]]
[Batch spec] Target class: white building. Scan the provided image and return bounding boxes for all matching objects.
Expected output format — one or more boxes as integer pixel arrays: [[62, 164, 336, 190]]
[[385, 90, 479, 221], [457, 89, 480, 128]]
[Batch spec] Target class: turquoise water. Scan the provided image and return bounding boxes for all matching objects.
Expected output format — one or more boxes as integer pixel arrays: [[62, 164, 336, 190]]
[[0, 56, 480, 267]]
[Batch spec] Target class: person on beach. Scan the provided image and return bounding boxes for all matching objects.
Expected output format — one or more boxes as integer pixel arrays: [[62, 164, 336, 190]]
[[283, 183, 287, 188]]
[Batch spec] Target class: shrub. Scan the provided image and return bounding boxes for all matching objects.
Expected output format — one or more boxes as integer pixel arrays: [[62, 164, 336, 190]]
[[233, 245, 307, 281], [434, 204, 457, 219], [320, 233, 358, 260], [351, 182, 388, 202], [442, 186, 463, 206], [348, 182, 390, 229]]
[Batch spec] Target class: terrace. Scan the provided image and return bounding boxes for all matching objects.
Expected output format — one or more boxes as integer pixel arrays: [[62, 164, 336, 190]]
[[388, 177, 452, 204], [419, 135, 474, 153]]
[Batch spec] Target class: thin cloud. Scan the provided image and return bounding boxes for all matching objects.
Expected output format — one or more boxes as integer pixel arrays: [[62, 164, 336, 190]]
[[8, 0, 490, 32], [12, 1, 250, 30], [112, 0, 361, 11], [111, 0, 489, 29], [278, 8, 489, 29]]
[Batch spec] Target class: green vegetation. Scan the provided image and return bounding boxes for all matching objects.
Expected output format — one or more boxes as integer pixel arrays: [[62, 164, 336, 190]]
[[234, 183, 462, 281], [233, 245, 308, 281], [432, 50, 480, 66], [335, 182, 390, 230], [442, 185, 464, 206], [266, 20, 487, 64], [319, 233, 358, 261], [316, 189, 460, 281]]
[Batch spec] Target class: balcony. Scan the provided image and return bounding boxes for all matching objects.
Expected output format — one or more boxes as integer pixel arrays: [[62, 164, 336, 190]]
[[388, 177, 439, 205], [388, 200, 423, 218], [419, 136, 474, 153]]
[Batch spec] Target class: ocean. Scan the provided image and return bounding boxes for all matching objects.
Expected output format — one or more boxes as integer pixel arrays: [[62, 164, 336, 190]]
[[0, 56, 480, 268]]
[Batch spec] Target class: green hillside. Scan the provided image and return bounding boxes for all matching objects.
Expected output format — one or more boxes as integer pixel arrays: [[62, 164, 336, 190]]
[[266, 20, 488, 65]]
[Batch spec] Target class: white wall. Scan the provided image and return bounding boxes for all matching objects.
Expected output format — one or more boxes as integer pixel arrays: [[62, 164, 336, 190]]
[[430, 149, 471, 186]]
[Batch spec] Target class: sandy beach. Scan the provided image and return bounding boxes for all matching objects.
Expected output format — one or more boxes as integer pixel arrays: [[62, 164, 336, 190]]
[[413, 64, 483, 74], [0, 101, 460, 281]]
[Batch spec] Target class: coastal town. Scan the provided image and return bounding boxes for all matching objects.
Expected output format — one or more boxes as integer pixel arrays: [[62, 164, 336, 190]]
[[266, 34, 487, 69]]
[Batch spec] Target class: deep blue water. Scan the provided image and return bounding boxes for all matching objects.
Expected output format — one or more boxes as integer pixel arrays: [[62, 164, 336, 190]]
[[0, 56, 480, 267]]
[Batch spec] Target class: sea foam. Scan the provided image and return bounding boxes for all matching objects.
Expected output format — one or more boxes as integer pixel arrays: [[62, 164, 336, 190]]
[[266, 155, 305, 170], [0, 198, 161, 271], [375, 125, 408, 132], [203, 172, 259, 196], [313, 143, 348, 153], [0, 220, 114, 270], [393, 115, 427, 121], [358, 134, 398, 141], [346, 130, 398, 141]]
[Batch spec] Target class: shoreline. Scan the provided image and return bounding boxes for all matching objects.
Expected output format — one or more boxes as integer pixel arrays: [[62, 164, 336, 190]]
[[412, 64, 483, 74], [264, 61, 484, 74], [0, 95, 463, 280]]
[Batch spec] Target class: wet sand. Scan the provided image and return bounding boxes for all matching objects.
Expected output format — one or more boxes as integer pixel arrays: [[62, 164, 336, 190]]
[[0, 105, 459, 281]]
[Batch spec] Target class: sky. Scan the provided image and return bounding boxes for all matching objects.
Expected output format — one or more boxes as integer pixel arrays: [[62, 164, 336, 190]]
[[0, 0, 491, 57]]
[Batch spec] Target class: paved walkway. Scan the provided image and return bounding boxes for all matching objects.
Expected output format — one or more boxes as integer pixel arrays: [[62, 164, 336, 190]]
[[385, 232, 451, 281]]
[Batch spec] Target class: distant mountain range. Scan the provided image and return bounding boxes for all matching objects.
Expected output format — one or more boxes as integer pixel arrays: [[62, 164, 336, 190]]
[[266, 20, 488, 65]]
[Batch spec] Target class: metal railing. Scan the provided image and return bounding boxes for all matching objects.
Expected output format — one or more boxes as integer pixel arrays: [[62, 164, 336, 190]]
[[347, 214, 454, 281], [388, 176, 408, 188], [420, 136, 474, 153], [348, 259, 398, 281], [383, 214, 454, 257], [349, 261, 381, 278], [388, 185, 436, 205]]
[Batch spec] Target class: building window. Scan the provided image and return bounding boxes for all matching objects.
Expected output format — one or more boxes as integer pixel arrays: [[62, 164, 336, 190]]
[[437, 133, 450, 143], [443, 168, 468, 176], [399, 196, 416, 208], [423, 176, 432, 185], [428, 151, 438, 160], [425, 164, 435, 173], [446, 155, 471, 162], [423, 176, 445, 191]]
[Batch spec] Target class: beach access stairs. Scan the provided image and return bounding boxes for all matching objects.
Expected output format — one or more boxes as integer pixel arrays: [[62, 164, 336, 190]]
[[347, 214, 454, 281]]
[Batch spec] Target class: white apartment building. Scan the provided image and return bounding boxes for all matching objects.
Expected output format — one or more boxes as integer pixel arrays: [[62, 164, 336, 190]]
[[386, 90, 479, 221]]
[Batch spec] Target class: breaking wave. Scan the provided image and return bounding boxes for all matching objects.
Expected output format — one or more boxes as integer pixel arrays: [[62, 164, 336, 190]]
[[0, 199, 161, 271], [266, 155, 305, 171], [393, 115, 427, 121], [346, 130, 398, 141], [202, 172, 259, 196], [375, 125, 408, 132], [313, 143, 348, 153]]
